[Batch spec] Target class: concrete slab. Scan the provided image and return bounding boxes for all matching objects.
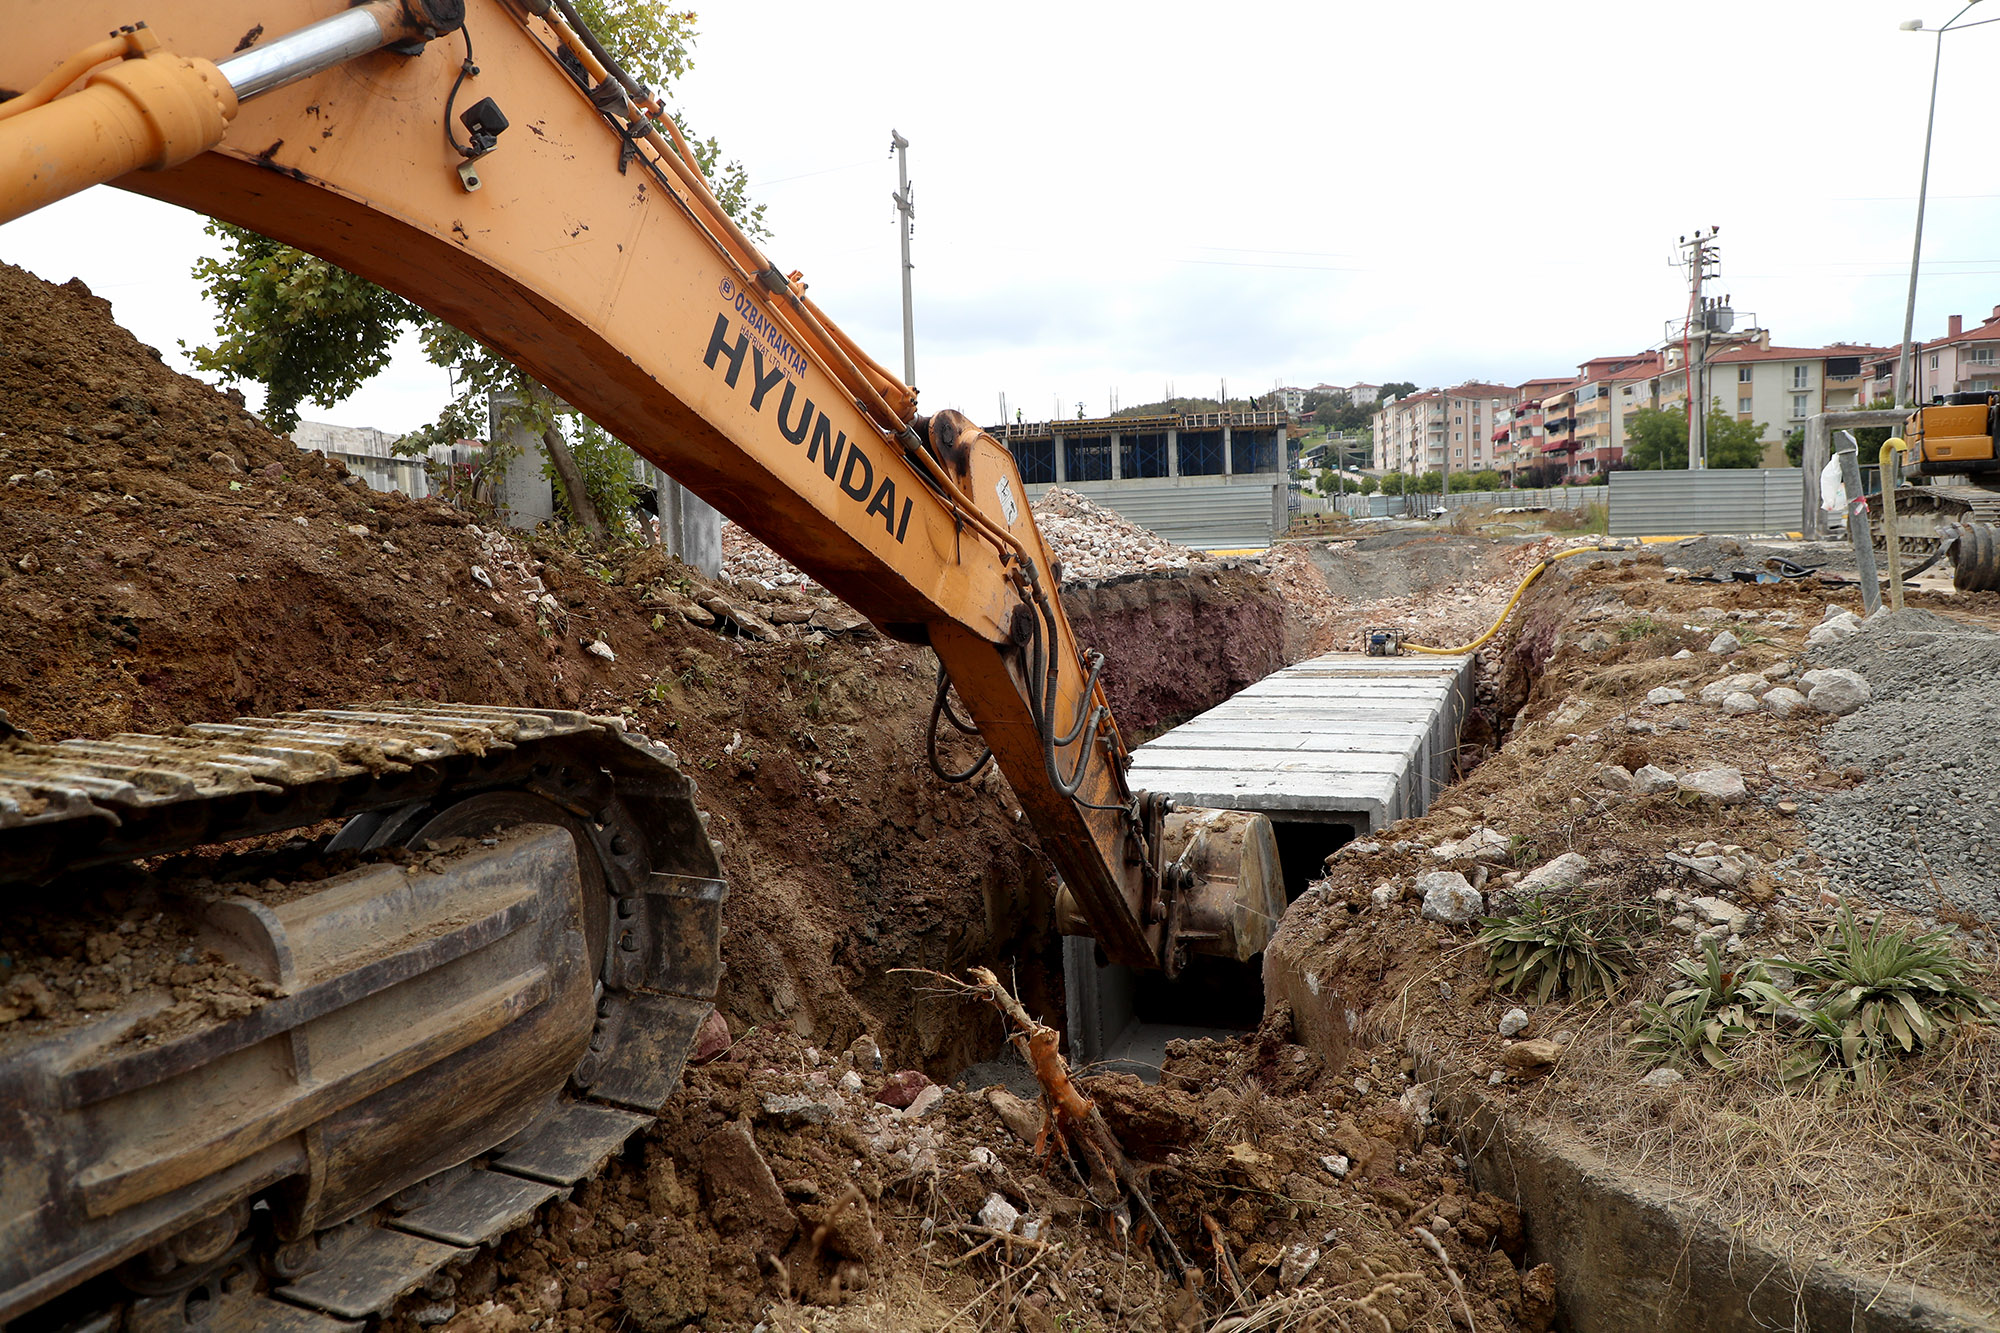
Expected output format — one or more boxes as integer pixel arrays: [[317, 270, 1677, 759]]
[[1131, 650, 1475, 832], [1067, 651, 1475, 1078]]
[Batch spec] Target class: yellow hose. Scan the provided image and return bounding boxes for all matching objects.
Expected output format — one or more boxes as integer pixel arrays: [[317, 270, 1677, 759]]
[[1879, 436, 1910, 612], [1402, 545, 1618, 655]]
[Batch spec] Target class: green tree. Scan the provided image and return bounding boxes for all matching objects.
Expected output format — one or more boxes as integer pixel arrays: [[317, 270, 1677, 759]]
[[1784, 427, 1805, 467], [185, 6, 763, 535], [1622, 407, 1688, 470], [1378, 381, 1419, 402], [1706, 410, 1771, 468], [1618, 403, 1770, 470]]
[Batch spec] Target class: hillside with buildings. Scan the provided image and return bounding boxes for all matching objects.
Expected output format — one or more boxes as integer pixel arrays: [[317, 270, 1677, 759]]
[[1369, 303, 2000, 486]]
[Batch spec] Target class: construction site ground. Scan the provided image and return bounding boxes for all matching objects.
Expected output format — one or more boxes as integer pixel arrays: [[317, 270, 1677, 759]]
[[1, 263, 1995, 1332]]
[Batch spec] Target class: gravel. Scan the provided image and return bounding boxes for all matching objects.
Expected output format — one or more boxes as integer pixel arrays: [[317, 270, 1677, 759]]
[[1800, 608, 2000, 922]]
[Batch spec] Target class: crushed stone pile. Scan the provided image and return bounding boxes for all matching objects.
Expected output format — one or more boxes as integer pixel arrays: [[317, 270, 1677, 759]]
[[1804, 606, 2000, 922], [1029, 487, 1195, 581]]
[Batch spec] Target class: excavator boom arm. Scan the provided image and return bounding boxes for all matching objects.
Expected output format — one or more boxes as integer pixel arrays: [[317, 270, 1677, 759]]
[[0, 0, 1237, 969]]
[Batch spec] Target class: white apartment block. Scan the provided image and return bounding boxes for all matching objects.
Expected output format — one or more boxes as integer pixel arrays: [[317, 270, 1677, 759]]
[[1372, 383, 1515, 476]]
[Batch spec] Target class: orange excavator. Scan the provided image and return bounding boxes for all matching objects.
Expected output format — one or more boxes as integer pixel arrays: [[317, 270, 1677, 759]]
[[0, 4, 1283, 1327]]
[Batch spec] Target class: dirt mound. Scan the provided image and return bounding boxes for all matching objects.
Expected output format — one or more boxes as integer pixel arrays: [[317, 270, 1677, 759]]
[[0, 261, 1051, 1070], [395, 1022, 1550, 1333], [1263, 556, 2000, 1318]]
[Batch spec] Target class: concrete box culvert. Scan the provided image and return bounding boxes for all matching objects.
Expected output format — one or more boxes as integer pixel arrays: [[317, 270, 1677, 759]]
[[1067, 651, 1474, 1077]]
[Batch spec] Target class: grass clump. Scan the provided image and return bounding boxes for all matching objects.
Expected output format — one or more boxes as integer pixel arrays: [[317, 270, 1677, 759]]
[[1631, 940, 1792, 1071], [1477, 896, 1634, 1004], [1780, 906, 1998, 1082]]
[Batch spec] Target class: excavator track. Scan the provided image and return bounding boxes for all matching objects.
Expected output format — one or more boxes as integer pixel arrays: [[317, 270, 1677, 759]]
[[0, 704, 727, 1331], [1867, 489, 2000, 591]]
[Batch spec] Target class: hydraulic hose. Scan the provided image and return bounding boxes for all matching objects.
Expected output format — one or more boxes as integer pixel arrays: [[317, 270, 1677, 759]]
[[1401, 545, 1622, 656]]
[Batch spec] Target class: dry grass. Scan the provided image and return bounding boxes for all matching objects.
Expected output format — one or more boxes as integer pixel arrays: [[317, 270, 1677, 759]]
[[1447, 503, 1497, 536], [1540, 501, 1608, 534], [1523, 996, 2000, 1312]]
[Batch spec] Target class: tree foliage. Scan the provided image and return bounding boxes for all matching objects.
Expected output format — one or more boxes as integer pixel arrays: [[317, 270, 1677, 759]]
[[1622, 403, 1772, 470], [1377, 380, 1419, 402], [186, 5, 762, 527]]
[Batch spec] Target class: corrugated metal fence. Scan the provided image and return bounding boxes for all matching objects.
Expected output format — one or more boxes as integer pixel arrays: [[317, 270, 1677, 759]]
[[1312, 487, 1599, 519], [1606, 469, 1802, 537]]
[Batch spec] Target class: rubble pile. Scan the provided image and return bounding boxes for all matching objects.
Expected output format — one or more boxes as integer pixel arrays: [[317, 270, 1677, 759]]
[[1030, 488, 1195, 581], [723, 490, 1199, 588], [719, 520, 805, 585]]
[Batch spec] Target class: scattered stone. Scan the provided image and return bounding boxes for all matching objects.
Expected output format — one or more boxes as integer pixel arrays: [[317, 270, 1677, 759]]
[[585, 639, 616, 662], [1319, 1154, 1350, 1179], [699, 1121, 798, 1246], [1671, 648, 1693, 659], [1678, 768, 1748, 804], [977, 1193, 1021, 1234], [1518, 852, 1589, 894], [1631, 764, 1678, 794], [1594, 764, 1635, 792], [1803, 668, 1871, 716], [877, 1070, 933, 1109], [837, 1069, 863, 1094], [1645, 686, 1685, 706], [1500, 1039, 1563, 1072], [470, 565, 494, 588], [1761, 686, 1809, 718], [1639, 1067, 1685, 1088], [1708, 630, 1742, 655], [1370, 881, 1399, 908], [1497, 1008, 1530, 1038], [760, 1093, 835, 1126], [1692, 896, 1748, 930], [1416, 871, 1482, 926], [901, 1085, 946, 1119], [206, 451, 241, 474], [1574, 630, 1613, 653], [691, 1009, 733, 1063], [1721, 691, 1760, 716], [1343, 840, 1383, 856], [848, 1034, 883, 1072]]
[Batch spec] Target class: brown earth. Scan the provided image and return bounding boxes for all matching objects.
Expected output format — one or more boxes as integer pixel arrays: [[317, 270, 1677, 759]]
[[1267, 556, 2000, 1321], [0, 263, 1564, 1332]]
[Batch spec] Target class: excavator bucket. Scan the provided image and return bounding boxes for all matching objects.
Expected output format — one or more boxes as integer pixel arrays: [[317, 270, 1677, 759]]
[[1164, 808, 1287, 964]]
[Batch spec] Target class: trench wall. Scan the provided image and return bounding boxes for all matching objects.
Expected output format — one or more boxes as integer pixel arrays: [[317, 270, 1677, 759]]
[[1060, 566, 1287, 740]]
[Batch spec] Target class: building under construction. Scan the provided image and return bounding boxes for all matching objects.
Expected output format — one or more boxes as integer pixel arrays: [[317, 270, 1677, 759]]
[[991, 409, 1298, 549]]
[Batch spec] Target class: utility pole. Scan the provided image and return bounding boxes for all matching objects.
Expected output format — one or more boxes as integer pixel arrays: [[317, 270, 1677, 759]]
[[1678, 228, 1721, 469], [889, 130, 916, 387]]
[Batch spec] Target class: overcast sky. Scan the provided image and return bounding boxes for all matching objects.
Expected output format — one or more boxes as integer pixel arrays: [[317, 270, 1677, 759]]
[[4, 1, 1998, 433]]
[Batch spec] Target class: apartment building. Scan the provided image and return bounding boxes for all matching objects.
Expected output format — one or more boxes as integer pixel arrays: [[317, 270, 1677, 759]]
[[1372, 382, 1516, 477], [1863, 307, 2000, 404], [1492, 377, 1572, 479], [1613, 334, 1879, 465]]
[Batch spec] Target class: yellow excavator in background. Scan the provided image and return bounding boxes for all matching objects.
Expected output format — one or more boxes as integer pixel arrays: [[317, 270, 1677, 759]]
[[0, 4, 1283, 1326], [1873, 392, 2000, 590]]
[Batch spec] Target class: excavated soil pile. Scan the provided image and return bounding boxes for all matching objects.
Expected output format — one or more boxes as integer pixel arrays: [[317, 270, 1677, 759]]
[[0, 261, 1051, 1069], [1262, 556, 2000, 1325], [392, 1022, 1552, 1333]]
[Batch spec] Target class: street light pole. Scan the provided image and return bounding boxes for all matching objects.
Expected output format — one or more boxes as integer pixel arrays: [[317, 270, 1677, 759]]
[[1895, 3, 1989, 407]]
